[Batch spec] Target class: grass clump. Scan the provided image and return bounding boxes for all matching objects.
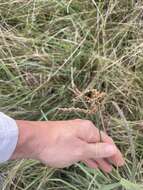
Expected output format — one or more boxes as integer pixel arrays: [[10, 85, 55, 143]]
[[0, 0, 143, 189]]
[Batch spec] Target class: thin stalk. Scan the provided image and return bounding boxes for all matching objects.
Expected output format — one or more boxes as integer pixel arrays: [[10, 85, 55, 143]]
[[112, 101, 137, 182]]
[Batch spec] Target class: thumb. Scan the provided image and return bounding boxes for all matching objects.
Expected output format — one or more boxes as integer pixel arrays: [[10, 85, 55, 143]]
[[84, 143, 117, 159]]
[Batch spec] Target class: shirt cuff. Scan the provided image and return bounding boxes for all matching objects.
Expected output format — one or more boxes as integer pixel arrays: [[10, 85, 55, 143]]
[[0, 112, 19, 163]]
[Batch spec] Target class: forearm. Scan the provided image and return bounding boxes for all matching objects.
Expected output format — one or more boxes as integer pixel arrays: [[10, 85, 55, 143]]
[[11, 120, 40, 160]]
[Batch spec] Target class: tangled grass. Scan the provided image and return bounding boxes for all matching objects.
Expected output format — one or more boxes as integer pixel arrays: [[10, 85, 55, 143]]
[[0, 0, 143, 189]]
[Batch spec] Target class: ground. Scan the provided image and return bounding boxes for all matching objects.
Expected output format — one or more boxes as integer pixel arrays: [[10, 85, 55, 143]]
[[0, 0, 143, 189]]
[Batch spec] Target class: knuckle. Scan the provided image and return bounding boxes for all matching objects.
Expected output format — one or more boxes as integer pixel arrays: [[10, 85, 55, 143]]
[[107, 136, 114, 143], [84, 120, 94, 127], [74, 119, 82, 122], [101, 131, 114, 143], [74, 119, 94, 129], [108, 136, 112, 141]]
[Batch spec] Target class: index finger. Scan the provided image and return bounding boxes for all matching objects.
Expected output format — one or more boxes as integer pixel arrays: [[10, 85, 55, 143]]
[[100, 131, 125, 166], [76, 121, 124, 166]]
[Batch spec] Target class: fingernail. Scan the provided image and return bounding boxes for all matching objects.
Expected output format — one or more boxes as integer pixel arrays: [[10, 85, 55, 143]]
[[105, 144, 117, 156]]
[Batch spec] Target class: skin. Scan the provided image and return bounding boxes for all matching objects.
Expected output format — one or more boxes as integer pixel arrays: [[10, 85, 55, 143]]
[[11, 119, 124, 173]]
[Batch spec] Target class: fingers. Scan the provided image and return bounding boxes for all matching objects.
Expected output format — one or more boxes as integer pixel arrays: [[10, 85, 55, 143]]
[[83, 159, 112, 173], [109, 150, 124, 166], [84, 142, 117, 159], [75, 120, 124, 167], [83, 159, 98, 169], [96, 158, 112, 173], [99, 131, 125, 166]]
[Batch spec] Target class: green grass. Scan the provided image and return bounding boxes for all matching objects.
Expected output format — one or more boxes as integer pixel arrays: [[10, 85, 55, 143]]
[[0, 0, 143, 189]]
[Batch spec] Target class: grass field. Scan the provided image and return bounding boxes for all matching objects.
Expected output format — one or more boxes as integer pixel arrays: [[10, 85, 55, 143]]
[[0, 0, 143, 189]]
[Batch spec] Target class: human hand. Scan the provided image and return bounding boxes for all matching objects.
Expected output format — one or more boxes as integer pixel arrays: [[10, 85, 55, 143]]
[[12, 119, 124, 173]]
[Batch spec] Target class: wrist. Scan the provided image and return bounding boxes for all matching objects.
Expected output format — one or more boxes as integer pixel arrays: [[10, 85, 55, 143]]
[[11, 120, 39, 160]]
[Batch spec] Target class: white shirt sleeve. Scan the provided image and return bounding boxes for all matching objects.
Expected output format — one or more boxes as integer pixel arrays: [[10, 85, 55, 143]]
[[0, 112, 19, 163]]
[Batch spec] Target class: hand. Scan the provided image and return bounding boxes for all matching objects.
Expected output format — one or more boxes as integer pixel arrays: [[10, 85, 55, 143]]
[[12, 119, 124, 173]]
